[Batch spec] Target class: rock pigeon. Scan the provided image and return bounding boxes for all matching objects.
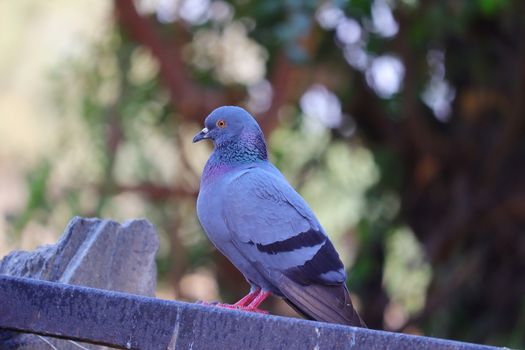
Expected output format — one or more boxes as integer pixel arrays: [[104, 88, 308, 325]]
[[193, 106, 366, 327]]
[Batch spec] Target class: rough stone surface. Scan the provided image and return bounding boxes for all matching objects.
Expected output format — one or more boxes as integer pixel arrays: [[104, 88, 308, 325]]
[[0, 275, 504, 350], [0, 216, 159, 350]]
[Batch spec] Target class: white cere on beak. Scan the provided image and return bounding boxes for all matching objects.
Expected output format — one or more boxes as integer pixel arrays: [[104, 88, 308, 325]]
[[202, 127, 209, 134]]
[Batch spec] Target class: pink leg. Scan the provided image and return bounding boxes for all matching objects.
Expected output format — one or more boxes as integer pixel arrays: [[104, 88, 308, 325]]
[[214, 289, 271, 314], [233, 288, 261, 307], [243, 290, 271, 313]]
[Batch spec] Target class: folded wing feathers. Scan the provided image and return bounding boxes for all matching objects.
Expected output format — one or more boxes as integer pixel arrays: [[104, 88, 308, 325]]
[[278, 274, 366, 328], [225, 169, 365, 327], [248, 229, 326, 255], [284, 239, 345, 285]]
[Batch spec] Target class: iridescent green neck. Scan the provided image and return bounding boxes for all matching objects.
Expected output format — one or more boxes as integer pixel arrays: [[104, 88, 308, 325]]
[[211, 133, 268, 165], [202, 131, 268, 184]]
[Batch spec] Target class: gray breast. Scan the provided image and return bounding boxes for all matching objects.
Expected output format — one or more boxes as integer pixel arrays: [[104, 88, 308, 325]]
[[196, 173, 279, 292]]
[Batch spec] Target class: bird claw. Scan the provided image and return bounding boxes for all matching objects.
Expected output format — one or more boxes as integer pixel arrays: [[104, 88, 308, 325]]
[[245, 307, 269, 315], [198, 290, 270, 315], [215, 303, 269, 314]]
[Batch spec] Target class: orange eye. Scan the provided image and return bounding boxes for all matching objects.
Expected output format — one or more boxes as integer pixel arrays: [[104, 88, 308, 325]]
[[217, 120, 226, 128]]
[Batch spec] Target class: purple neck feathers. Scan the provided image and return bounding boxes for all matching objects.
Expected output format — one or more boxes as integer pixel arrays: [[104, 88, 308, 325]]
[[202, 131, 268, 183]]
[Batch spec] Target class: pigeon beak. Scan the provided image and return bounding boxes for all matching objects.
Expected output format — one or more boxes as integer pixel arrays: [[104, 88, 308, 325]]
[[192, 127, 209, 143]]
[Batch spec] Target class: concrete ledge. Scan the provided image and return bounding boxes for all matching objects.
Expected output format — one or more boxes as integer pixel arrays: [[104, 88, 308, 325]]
[[0, 275, 503, 350]]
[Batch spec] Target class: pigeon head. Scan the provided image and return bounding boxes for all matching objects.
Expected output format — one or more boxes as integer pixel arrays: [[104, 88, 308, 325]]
[[193, 106, 259, 144], [193, 106, 268, 162]]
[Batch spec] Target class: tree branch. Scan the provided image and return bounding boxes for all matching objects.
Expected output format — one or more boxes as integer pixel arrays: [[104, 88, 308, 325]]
[[114, 0, 228, 120]]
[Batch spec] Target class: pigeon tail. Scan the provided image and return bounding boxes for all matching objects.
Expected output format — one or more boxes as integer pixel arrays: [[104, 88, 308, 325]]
[[278, 274, 366, 328]]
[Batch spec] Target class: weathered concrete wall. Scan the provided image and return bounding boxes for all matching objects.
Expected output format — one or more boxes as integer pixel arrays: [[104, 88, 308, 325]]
[[0, 217, 159, 350], [0, 275, 504, 350]]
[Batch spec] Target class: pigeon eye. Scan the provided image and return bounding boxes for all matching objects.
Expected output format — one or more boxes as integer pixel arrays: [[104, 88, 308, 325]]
[[217, 120, 226, 128]]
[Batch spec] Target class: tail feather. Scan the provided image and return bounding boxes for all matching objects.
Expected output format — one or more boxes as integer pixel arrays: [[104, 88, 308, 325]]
[[278, 274, 366, 328]]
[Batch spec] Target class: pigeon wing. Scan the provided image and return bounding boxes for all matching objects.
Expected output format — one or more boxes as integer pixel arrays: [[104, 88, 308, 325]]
[[223, 168, 366, 327], [223, 168, 344, 285]]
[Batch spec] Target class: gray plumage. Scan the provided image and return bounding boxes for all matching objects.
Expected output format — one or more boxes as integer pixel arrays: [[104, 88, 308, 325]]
[[193, 106, 366, 327]]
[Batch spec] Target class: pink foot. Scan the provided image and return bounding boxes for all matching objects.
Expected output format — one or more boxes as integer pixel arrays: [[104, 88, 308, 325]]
[[233, 288, 261, 307], [232, 290, 271, 314], [199, 289, 272, 314], [242, 306, 269, 314], [215, 303, 269, 314]]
